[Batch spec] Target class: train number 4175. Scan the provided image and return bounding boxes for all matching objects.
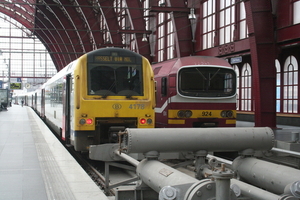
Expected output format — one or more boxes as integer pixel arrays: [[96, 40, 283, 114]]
[[129, 104, 145, 109]]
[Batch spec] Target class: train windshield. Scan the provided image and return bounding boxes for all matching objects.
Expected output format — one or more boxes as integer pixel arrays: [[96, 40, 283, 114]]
[[178, 67, 236, 97], [88, 65, 143, 97]]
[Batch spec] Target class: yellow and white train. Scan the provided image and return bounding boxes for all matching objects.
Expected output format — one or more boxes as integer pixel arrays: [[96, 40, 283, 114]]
[[18, 48, 155, 152]]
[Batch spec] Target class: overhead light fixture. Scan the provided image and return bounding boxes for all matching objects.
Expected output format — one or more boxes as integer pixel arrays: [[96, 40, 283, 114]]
[[160, 2, 166, 6], [188, 8, 196, 20], [142, 33, 147, 42]]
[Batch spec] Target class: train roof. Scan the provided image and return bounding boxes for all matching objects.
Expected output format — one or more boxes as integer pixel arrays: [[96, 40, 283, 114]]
[[152, 56, 231, 76]]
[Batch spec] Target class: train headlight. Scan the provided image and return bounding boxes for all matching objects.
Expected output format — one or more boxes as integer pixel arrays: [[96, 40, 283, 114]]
[[177, 110, 192, 118], [185, 110, 193, 118], [177, 110, 185, 118], [221, 111, 226, 118], [79, 119, 86, 125], [221, 110, 234, 118], [79, 118, 93, 125], [226, 110, 233, 118], [147, 118, 153, 124]]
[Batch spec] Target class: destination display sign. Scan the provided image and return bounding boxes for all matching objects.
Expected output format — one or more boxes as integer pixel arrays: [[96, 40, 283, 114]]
[[94, 56, 136, 63], [10, 83, 22, 90]]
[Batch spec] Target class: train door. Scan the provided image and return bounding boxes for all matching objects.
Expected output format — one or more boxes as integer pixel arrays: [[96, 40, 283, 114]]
[[156, 76, 169, 127], [34, 92, 37, 110], [24, 95, 28, 106], [62, 75, 71, 143], [41, 89, 45, 118]]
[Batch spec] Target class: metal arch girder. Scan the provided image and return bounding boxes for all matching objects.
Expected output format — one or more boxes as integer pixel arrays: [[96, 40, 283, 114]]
[[37, 2, 81, 64], [0, 0, 74, 70], [15, 0, 36, 13], [34, 16, 67, 71], [149, 6, 190, 13], [34, 11, 78, 70], [60, 0, 93, 53], [48, 1, 82, 56], [74, 1, 101, 50], [0, 10, 34, 38], [35, 5, 70, 70], [33, 17, 62, 69], [59, 0, 93, 53], [1, 0, 80, 71], [98, 0, 123, 46], [125, 0, 151, 60], [1, 0, 35, 19], [0, 3, 34, 29], [36, 5, 74, 65], [32, 28, 61, 71], [33, 24, 66, 71], [166, 0, 193, 57]]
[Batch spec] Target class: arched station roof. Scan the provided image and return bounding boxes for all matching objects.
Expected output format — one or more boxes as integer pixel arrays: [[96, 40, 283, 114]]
[[0, 0, 164, 71]]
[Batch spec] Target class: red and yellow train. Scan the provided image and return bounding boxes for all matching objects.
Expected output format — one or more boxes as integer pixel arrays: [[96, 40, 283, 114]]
[[152, 56, 236, 128]]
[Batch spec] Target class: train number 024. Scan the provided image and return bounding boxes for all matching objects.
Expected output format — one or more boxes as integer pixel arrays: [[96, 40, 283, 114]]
[[202, 111, 212, 116], [129, 104, 145, 109]]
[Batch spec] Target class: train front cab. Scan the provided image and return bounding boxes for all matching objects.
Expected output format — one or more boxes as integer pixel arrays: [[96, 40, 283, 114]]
[[154, 57, 237, 128], [176, 66, 236, 127], [65, 48, 155, 152]]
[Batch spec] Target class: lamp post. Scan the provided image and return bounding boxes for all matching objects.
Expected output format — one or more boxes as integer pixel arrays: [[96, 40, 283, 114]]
[[0, 50, 11, 107], [4, 58, 11, 91], [0, 50, 11, 90]]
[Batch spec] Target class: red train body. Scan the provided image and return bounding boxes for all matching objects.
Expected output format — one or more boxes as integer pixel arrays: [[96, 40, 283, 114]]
[[152, 56, 237, 128]]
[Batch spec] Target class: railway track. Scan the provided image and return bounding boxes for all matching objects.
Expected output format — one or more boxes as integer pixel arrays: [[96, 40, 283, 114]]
[[65, 145, 140, 197], [64, 147, 111, 194]]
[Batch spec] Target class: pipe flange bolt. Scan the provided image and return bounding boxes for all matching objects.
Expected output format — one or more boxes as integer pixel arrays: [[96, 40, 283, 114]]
[[159, 186, 177, 200], [291, 181, 300, 198]]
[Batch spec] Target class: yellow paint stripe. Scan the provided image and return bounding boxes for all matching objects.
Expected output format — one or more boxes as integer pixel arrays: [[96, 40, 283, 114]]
[[168, 109, 236, 118], [226, 120, 236, 124], [168, 119, 185, 124]]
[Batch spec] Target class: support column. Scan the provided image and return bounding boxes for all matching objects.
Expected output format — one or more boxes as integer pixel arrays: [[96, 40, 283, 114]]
[[244, 0, 277, 127]]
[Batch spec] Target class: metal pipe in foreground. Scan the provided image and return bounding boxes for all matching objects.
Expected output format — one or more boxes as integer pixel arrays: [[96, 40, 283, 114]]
[[230, 179, 290, 200], [114, 149, 139, 167], [232, 157, 300, 196], [120, 127, 274, 154], [136, 159, 198, 193]]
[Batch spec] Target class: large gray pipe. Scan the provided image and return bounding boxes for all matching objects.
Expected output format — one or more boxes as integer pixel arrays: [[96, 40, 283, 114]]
[[232, 157, 300, 196], [136, 159, 197, 193], [231, 179, 296, 200], [120, 127, 274, 154]]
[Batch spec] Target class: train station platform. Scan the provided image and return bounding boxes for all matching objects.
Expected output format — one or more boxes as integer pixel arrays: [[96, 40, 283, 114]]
[[0, 105, 109, 200]]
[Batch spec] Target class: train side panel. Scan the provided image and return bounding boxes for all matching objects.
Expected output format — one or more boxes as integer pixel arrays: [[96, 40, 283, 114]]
[[44, 77, 64, 137], [42, 65, 72, 138]]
